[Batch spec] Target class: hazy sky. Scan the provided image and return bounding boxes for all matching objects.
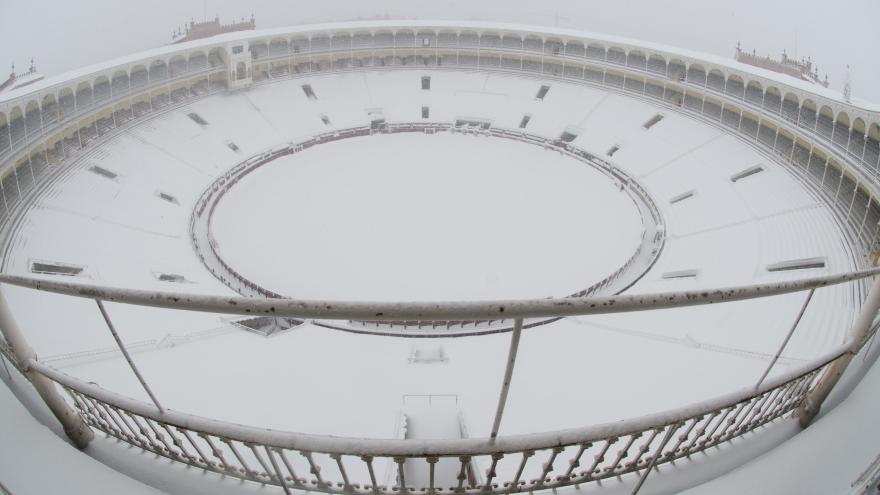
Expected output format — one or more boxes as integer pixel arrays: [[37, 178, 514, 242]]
[[1, 0, 878, 104]]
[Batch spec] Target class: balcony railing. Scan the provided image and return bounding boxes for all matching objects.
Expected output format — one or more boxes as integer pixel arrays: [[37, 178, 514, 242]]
[[0, 268, 879, 494]]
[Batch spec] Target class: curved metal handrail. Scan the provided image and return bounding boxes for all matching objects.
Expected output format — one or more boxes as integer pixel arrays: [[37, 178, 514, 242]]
[[1, 268, 877, 321], [25, 342, 848, 457]]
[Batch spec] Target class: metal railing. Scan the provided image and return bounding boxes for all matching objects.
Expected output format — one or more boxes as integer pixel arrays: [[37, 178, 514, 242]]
[[1, 269, 879, 494], [0, 31, 878, 494]]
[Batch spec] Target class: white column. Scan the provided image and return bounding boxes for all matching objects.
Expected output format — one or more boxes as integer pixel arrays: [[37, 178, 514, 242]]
[[0, 286, 94, 448]]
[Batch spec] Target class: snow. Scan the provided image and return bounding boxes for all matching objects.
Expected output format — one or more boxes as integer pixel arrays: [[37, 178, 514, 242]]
[[212, 132, 642, 301], [2, 20, 873, 113], [0, 68, 863, 488], [0, 367, 162, 495]]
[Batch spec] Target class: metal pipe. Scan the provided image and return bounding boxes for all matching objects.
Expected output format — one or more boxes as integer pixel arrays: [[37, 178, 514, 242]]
[[490, 317, 523, 439], [0, 286, 93, 448], [95, 299, 164, 413], [799, 274, 880, 427], [754, 288, 815, 389], [0, 268, 877, 322]]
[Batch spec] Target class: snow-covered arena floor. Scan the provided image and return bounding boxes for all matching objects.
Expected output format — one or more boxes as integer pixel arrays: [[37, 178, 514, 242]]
[[0, 69, 861, 443], [212, 132, 643, 301]]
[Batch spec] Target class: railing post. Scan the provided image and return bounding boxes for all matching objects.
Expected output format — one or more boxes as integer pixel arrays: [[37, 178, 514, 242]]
[[490, 317, 523, 439], [95, 299, 164, 413], [799, 274, 880, 427], [0, 285, 94, 448]]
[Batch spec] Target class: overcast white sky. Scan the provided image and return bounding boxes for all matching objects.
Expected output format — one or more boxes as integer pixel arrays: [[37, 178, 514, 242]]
[[1, 0, 878, 104]]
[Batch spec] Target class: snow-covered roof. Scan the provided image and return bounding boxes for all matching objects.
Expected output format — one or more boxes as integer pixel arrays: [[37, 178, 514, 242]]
[[1, 20, 877, 115]]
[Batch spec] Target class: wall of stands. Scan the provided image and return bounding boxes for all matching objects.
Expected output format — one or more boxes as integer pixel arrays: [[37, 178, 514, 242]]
[[0, 22, 879, 260]]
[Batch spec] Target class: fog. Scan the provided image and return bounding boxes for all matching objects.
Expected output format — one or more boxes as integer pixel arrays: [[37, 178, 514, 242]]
[[1, 0, 878, 104]]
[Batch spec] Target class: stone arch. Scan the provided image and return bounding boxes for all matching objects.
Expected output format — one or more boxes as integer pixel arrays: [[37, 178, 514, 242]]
[[745, 80, 763, 106], [522, 34, 542, 52], [668, 59, 686, 80], [332, 33, 352, 49], [111, 70, 129, 95], [686, 64, 706, 85], [763, 86, 782, 113], [93, 75, 111, 102], [564, 40, 585, 57], [25, 99, 42, 134], [544, 37, 564, 56], [725, 74, 745, 99], [707, 68, 725, 91], [169, 54, 188, 77], [817, 105, 835, 139], [249, 41, 269, 59], [269, 38, 289, 56], [130, 64, 148, 87], [58, 87, 75, 118], [188, 51, 208, 69], [8, 106, 24, 145], [586, 43, 605, 60], [0, 111, 7, 149], [782, 92, 800, 121], [800, 99, 818, 127], [626, 50, 647, 69], [39, 93, 58, 126], [393, 30, 415, 47], [148, 59, 168, 81], [606, 46, 626, 65], [75, 80, 94, 109], [208, 47, 226, 66], [647, 53, 666, 74]]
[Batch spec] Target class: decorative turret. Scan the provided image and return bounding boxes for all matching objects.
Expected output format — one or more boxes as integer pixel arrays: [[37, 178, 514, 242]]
[[735, 44, 829, 88], [171, 15, 256, 44], [0, 59, 43, 94]]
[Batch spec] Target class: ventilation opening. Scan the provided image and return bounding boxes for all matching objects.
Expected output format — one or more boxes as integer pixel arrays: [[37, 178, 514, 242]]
[[89, 165, 117, 180], [662, 269, 699, 279], [421, 76, 431, 90], [370, 117, 386, 130], [607, 144, 621, 157], [559, 130, 579, 143], [321, 115, 331, 126], [519, 115, 531, 129], [731, 165, 765, 182], [232, 316, 304, 337], [225, 140, 241, 153], [535, 85, 550, 100], [156, 191, 179, 205], [669, 190, 695, 204], [155, 272, 187, 282], [409, 345, 448, 364], [187, 112, 208, 126], [31, 260, 85, 277], [455, 119, 491, 129], [643, 114, 664, 130], [766, 257, 826, 272], [421, 106, 430, 119], [301, 84, 317, 100]]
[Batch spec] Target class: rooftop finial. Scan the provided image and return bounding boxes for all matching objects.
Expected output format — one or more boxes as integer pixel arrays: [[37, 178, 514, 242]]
[[843, 65, 852, 103]]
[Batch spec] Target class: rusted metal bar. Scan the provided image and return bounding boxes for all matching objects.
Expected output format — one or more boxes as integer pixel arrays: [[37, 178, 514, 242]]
[[755, 288, 815, 389], [0, 268, 875, 322], [491, 317, 523, 440], [95, 299, 164, 412]]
